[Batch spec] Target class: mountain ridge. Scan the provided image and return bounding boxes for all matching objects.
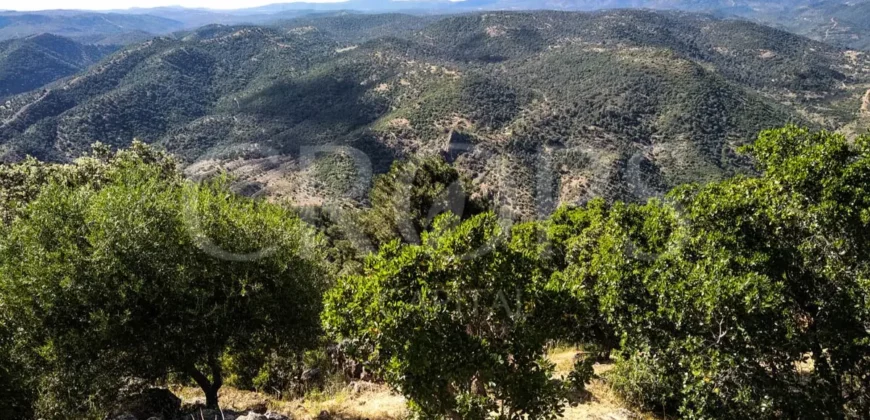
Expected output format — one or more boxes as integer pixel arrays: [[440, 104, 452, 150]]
[[4, 1, 870, 50], [0, 33, 116, 99], [0, 10, 867, 215]]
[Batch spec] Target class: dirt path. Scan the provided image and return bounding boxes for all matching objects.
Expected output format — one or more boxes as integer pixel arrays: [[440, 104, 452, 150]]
[[861, 88, 870, 116], [825, 17, 839, 40], [0, 89, 50, 129]]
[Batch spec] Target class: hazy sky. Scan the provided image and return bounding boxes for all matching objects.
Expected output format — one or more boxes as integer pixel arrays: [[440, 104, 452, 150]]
[[4, 0, 346, 11]]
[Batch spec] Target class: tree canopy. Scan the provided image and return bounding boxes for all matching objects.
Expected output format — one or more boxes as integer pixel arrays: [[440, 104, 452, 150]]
[[0, 143, 329, 417], [324, 212, 570, 419], [2, 126, 870, 419]]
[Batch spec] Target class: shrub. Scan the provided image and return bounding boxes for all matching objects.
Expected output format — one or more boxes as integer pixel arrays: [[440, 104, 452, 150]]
[[324, 213, 568, 419], [0, 314, 34, 419], [556, 126, 870, 418], [363, 156, 488, 247]]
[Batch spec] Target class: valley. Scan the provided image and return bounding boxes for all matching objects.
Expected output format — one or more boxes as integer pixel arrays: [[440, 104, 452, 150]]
[[0, 10, 867, 217]]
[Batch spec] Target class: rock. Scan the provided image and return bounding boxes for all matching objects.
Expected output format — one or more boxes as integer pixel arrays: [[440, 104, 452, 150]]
[[236, 413, 267, 420], [108, 388, 181, 420], [248, 402, 268, 414], [236, 412, 289, 420], [187, 409, 237, 420]]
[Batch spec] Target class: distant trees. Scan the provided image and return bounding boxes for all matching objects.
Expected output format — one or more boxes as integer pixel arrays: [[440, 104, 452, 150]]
[[0, 35, 115, 99], [0, 143, 328, 417], [363, 156, 488, 247]]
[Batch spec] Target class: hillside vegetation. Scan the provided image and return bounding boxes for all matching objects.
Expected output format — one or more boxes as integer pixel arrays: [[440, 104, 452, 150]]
[[0, 34, 115, 99], [0, 10, 867, 215], [1, 126, 868, 419], [704, 0, 870, 51], [0, 11, 184, 44]]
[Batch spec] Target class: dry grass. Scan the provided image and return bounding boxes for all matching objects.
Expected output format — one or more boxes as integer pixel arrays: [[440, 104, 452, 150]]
[[173, 383, 408, 420], [289, 385, 408, 420], [548, 346, 659, 420], [172, 349, 655, 420]]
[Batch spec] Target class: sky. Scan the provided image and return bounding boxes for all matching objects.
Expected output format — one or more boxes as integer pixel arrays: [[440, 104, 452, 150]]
[[2, 0, 348, 11]]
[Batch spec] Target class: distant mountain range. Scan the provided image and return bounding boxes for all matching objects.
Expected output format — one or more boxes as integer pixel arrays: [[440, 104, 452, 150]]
[[2, 1, 870, 50], [0, 12, 184, 44], [1, 10, 867, 214]]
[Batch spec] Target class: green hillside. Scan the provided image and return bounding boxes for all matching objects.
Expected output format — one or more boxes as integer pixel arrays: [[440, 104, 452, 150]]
[[0, 12, 183, 43], [0, 34, 115, 99], [0, 10, 867, 214], [708, 0, 870, 51]]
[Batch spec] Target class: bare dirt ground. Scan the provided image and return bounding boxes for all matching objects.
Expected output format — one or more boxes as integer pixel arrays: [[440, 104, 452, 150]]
[[174, 348, 653, 420], [862, 88, 870, 115]]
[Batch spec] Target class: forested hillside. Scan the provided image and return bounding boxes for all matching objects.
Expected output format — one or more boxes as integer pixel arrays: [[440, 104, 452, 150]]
[[677, 0, 870, 51], [0, 10, 868, 215], [0, 34, 115, 99], [0, 12, 184, 44]]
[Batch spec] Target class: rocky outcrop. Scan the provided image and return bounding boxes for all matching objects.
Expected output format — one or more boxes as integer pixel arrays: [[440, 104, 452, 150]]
[[235, 412, 291, 420]]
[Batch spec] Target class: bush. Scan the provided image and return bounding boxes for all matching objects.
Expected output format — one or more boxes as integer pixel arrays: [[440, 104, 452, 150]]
[[551, 126, 870, 418], [0, 316, 34, 419], [324, 213, 569, 419], [363, 156, 488, 247]]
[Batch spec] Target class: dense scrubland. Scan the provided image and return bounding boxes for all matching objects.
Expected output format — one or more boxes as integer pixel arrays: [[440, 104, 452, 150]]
[[0, 125, 868, 419]]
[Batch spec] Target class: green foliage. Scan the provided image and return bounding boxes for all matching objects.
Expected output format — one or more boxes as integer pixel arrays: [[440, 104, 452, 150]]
[[324, 126, 870, 418], [364, 156, 488, 247], [549, 126, 870, 419], [0, 143, 329, 417], [566, 357, 595, 393], [324, 213, 567, 419], [0, 34, 115, 99], [0, 307, 34, 419], [0, 141, 178, 223]]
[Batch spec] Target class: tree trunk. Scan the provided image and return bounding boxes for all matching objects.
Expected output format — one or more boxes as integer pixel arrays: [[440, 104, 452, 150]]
[[188, 359, 223, 409], [204, 386, 219, 410]]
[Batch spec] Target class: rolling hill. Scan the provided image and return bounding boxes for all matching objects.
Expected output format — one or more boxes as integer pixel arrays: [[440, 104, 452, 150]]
[[0, 10, 867, 216], [5, 1, 870, 51], [758, 1, 870, 51], [0, 11, 184, 44], [0, 34, 116, 99]]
